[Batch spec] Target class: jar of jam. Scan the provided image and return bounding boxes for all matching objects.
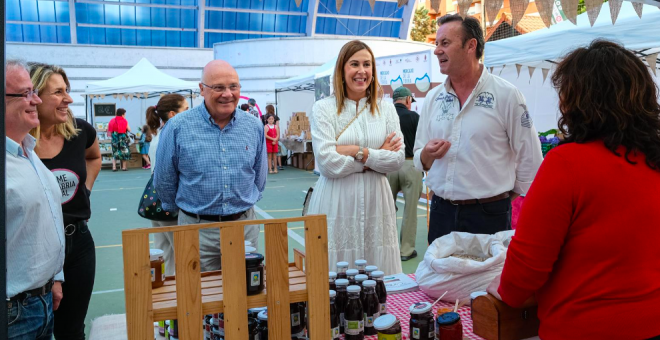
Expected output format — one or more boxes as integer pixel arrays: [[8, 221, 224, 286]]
[[170, 319, 179, 339], [409, 302, 435, 340], [330, 290, 340, 339], [329, 271, 337, 291], [346, 269, 359, 286], [374, 314, 402, 340], [298, 302, 307, 333], [344, 285, 364, 340], [245, 253, 265, 295], [249, 307, 267, 320], [371, 271, 387, 315], [337, 262, 349, 279], [149, 249, 165, 289], [354, 259, 367, 274], [435, 312, 462, 340], [257, 310, 269, 340], [290, 303, 303, 335], [335, 279, 349, 335], [248, 317, 259, 340], [362, 280, 380, 336], [365, 265, 378, 279], [355, 274, 368, 302]]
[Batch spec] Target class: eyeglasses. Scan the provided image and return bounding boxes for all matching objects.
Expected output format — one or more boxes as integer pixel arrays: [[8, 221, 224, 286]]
[[6, 89, 39, 99], [201, 82, 241, 93]]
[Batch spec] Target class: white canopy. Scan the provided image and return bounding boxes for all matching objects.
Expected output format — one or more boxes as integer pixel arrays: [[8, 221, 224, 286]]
[[274, 58, 336, 91], [84, 58, 199, 95], [484, 3, 660, 69]]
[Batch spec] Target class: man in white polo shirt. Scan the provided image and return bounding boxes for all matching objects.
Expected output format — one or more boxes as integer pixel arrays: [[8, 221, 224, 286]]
[[413, 14, 543, 244]]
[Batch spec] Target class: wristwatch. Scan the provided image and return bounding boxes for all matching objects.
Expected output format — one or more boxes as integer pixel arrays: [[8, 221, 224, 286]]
[[355, 147, 364, 161]]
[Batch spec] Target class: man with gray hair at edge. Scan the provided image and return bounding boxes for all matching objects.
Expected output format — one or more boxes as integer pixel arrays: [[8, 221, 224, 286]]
[[6, 59, 66, 339], [155, 60, 267, 271]]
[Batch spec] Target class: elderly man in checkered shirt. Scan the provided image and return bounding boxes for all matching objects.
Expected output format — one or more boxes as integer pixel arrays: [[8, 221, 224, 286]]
[[155, 59, 267, 271]]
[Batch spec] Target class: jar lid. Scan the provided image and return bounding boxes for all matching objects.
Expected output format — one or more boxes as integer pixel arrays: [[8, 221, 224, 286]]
[[245, 252, 264, 266], [470, 291, 488, 300], [371, 270, 384, 278], [355, 274, 368, 282], [355, 259, 367, 266], [329, 290, 336, 298], [347, 285, 361, 293], [337, 261, 349, 268], [436, 312, 460, 325], [257, 310, 268, 321], [336, 279, 349, 286], [149, 249, 164, 261], [363, 280, 376, 287], [329, 271, 337, 279], [409, 302, 433, 314], [365, 265, 378, 272], [245, 246, 256, 253], [373, 314, 398, 330], [346, 269, 359, 276]]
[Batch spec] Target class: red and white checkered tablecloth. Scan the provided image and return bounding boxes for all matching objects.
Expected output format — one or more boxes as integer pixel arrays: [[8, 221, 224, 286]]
[[346, 274, 485, 340]]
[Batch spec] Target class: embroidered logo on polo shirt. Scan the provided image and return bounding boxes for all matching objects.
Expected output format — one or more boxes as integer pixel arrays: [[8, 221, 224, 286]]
[[475, 92, 495, 108], [520, 104, 533, 128], [437, 94, 456, 121]]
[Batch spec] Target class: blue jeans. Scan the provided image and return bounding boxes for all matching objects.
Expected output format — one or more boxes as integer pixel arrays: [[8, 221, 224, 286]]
[[8, 292, 54, 340]]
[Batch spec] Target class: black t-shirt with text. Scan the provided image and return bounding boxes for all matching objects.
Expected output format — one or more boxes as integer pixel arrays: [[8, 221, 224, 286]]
[[41, 118, 97, 226]]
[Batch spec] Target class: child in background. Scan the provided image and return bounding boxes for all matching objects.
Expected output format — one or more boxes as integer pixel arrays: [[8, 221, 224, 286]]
[[139, 124, 152, 169], [264, 115, 279, 174]]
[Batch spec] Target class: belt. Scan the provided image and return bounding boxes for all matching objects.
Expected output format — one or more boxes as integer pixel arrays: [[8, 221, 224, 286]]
[[442, 192, 510, 205], [64, 220, 88, 236], [405, 157, 414, 160], [7, 279, 54, 304], [182, 209, 246, 222]]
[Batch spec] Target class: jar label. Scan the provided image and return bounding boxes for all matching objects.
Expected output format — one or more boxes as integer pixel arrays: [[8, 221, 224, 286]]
[[364, 312, 380, 327], [161, 263, 166, 281], [412, 327, 421, 339], [150, 268, 155, 282], [291, 312, 301, 327], [251, 271, 261, 287], [378, 333, 402, 340], [345, 320, 364, 335], [332, 326, 340, 339], [380, 303, 387, 314]]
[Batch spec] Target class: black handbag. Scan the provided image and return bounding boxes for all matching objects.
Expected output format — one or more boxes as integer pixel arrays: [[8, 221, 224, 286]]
[[138, 174, 178, 221]]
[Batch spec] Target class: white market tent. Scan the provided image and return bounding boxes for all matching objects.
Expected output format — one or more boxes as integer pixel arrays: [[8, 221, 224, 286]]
[[483, 2, 660, 132]]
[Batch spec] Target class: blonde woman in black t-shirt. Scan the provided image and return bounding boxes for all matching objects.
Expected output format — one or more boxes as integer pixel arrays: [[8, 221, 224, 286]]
[[29, 62, 101, 340]]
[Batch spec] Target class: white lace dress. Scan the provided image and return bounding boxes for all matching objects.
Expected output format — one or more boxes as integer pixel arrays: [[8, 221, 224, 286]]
[[308, 96, 405, 275]]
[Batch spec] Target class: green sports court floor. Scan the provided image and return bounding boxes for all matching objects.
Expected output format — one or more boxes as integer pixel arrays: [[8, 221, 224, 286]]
[[84, 166, 431, 336]]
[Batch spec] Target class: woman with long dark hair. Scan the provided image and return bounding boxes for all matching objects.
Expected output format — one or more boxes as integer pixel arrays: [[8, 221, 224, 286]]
[[492, 40, 660, 339]]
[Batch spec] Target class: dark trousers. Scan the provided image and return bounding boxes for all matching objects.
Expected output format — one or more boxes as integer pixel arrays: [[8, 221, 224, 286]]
[[54, 224, 96, 340], [428, 195, 512, 245]]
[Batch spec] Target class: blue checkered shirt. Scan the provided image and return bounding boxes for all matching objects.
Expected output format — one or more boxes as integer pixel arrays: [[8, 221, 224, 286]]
[[154, 102, 267, 215]]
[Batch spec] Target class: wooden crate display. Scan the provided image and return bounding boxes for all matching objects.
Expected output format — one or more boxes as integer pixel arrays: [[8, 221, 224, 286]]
[[286, 112, 312, 140], [471, 293, 540, 340], [122, 215, 330, 340]]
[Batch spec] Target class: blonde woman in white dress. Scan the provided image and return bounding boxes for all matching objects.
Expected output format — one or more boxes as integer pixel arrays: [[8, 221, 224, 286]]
[[308, 40, 406, 275]]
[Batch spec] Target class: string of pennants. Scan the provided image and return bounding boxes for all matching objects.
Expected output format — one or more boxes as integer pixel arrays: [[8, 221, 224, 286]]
[[294, 0, 410, 11], [86, 92, 200, 100], [427, 0, 660, 28], [488, 52, 658, 83]]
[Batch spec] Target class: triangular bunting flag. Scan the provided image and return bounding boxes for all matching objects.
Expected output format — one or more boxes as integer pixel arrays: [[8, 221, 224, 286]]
[[584, 0, 603, 26], [499, 64, 506, 75], [489, 67, 494, 73], [294, 0, 302, 7], [143, 92, 149, 98], [542, 68, 550, 84], [485, 0, 504, 25], [457, 0, 472, 18], [397, 0, 408, 7], [561, 0, 579, 25], [609, 0, 623, 24], [112, 94, 117, 99], [535, 0, 555, 28], [632, 1, 643, 18], [336, 0, 343, 12], [516, 64, 522, 78], [528, 66, 536, 82], [646, 53, 658, 76], [368, 0, 376, 12], [160, 93, 165, 97], [430, 0, 442, 12], [510, 0, 530, 28], [100, 94, 105, 99]]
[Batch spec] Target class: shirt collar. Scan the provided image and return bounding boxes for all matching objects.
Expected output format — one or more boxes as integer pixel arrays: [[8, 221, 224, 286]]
[[199, 101, 238, 127], [443, 64, 489, 94], [6, 135, 36, 158]]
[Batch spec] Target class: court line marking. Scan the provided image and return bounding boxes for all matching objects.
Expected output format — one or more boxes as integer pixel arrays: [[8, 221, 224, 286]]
[[253, 205, 305, 247], [94, 187, 144, 192], [92, 288, 124, 295], [262, 208, 302, 212]]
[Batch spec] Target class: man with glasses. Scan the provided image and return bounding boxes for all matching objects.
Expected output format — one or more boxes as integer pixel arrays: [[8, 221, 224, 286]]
[[154, 59, 267, 271], [5, 59, 66, 339]]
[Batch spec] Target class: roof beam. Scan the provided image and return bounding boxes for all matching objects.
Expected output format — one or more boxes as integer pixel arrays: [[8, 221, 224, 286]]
[[76, 0, 196, 10], [77, 23, 197, 32], [204, 29, 305, 36], [316, 13, 403, 22], [205, 7, 307, 16], [7, 20, 69, 26]]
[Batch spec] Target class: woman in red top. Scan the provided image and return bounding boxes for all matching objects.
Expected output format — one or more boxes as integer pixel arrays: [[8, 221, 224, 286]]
[[491, 40, 660, 339], [107, 108, 131, 171]]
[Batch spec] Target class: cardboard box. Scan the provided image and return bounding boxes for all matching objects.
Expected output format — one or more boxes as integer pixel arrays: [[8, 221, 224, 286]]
[[127, 153, 144, 169]]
